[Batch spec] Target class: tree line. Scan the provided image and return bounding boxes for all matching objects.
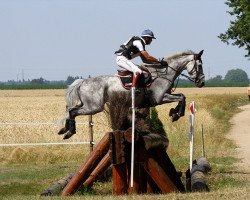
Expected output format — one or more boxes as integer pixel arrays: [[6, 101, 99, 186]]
[[207, 68, 249, 83], [0, 68, 249, 90], [1, 75, 84, 86], [1, 68, 249, 86]]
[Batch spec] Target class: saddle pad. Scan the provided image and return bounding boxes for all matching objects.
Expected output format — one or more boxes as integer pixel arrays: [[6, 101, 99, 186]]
[[117, 70, 153, 90]]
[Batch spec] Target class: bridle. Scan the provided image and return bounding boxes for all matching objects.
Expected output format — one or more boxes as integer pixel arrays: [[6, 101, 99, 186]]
[[151, 54, 203, 84], [181, 56, 203, 83]]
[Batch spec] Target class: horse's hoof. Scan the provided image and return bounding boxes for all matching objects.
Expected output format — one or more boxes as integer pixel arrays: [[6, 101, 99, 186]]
[[169, 108, 175, 117], [171, 114, 180, 122], [58, 127, 67, 135], [63, 131, 76, 139], [180, 112, 185, 117]]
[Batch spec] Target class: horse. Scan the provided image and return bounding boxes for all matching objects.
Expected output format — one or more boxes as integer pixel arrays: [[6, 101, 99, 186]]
[[58, 50, 205, 139]]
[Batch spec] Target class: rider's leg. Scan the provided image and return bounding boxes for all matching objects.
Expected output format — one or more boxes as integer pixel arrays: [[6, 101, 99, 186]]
[[116, 56, 142, 76], [116, 56, 142, 89]]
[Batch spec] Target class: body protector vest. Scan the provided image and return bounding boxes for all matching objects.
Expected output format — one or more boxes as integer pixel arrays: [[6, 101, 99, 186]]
[[115, 36, 145, 59]]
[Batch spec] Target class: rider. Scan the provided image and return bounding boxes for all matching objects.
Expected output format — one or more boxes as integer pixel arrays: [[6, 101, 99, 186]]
[[115, 29, 168, 81]]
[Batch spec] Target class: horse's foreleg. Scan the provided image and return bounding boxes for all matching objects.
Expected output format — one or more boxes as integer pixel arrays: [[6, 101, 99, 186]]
[[161, 93, 185, 103], [161, 93, 186, 122], [175, 94, 186, 117]]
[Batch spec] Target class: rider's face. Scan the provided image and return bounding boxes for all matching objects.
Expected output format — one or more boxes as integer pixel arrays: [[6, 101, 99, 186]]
[[145, 37, 153, 45]]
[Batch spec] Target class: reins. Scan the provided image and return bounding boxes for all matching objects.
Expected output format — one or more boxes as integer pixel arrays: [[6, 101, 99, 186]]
[[180, 73, 195, 82], [143, 54, 201, 89], [149, 64, 196, 83]]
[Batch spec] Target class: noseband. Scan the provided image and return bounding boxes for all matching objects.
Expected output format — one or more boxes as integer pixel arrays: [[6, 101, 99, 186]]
[[181, 56, 203, 83]]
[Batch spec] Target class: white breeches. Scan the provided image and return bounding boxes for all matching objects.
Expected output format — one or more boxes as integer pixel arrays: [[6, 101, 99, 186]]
[[116, 56, 142, 75]]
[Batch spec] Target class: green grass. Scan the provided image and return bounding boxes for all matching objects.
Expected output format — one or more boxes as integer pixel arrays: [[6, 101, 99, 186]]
[[0, 82, 249, 90], [0, 84, 67, 90], [0, 163, 78, 196]]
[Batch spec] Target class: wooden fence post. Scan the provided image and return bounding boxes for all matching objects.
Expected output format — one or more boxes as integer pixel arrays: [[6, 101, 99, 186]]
[[88, 75, 94, 153], [110, 131, 127, 195], [89, 114, 94, 152]]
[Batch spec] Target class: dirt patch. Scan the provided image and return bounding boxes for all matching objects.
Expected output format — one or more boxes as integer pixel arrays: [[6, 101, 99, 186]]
[[228, 104, 250, 178]]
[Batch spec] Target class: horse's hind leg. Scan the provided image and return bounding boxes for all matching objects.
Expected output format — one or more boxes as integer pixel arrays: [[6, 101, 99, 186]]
[[61, 105, 104, 139], [58, 118, 70, 135], [57, 109, 77, 139], [60, 110, 77, 140], [57, 103, 83, 136], [63, 118, 76, 139]]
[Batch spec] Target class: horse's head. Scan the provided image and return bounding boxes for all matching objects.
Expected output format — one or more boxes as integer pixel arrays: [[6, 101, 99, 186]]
[[186, 50, 205, 88]]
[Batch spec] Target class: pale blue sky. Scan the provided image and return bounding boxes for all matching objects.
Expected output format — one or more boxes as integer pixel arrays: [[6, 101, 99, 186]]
[[0, 0, 249, 81]]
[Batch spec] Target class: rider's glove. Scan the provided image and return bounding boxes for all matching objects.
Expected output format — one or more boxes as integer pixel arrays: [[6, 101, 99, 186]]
[[159, 58, 168, 67]]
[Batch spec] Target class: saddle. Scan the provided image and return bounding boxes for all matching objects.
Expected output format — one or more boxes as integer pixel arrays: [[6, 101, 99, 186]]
[[117, 70, 153, 90]]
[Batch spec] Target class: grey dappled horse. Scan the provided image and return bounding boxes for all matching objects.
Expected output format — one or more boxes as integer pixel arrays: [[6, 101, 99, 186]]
[[59, 50, 205, 139]]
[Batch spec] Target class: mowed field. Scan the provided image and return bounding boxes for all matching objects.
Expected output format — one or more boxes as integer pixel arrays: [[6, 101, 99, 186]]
[[0, 87, 249, 199], [0, 87, 248, 164], [0, 87, 247, 148], [0, 89, 110, 144]]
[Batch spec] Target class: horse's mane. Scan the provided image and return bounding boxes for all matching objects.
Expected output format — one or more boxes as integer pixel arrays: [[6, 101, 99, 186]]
[[165, 50, 195, 61]]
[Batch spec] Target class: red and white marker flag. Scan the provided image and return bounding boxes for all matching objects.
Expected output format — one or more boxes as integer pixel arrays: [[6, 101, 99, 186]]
[[189, 101, 196, 170]]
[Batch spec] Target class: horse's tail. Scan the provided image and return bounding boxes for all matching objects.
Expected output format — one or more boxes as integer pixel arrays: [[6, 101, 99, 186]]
[[66, 79, 84, 111]]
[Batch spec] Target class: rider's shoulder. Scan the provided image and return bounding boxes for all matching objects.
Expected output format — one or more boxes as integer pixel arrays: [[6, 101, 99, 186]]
[[132, 36, 142, 40], [132, 36, 145, 45]]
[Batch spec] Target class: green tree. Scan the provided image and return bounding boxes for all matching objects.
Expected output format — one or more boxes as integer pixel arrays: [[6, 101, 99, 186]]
[[66, 76, 82, 85], [218, 0, 250, 58], [30, 77, 45, 84], [224, 68, 249, 82], [147, 107, 166, 136], [208, 75, 223, 82], [66, 76, 75, 85]]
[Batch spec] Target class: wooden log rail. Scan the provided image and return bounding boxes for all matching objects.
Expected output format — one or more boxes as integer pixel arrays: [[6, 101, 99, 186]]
[[61, 130, 185, 196], [110, 130, 185, 195], [62, 132, 111, 196]]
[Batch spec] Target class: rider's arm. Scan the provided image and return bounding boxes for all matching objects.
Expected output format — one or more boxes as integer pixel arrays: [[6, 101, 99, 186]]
[[140, 51, 160, 64], [133, 40, 160, 64], [141, 51, 169, 67]]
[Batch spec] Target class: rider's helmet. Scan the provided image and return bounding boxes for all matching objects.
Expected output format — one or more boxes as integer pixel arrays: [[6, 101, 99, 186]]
[[141, 29, 156, 39]]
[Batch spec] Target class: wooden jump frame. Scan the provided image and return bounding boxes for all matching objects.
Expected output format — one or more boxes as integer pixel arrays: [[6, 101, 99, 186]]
[[41, 104, 210, 196], [61, 129, 185, 196], [41, 127, 210, 196]]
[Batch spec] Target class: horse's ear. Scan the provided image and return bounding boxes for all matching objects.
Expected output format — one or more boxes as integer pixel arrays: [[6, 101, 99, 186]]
[[198, 50, 204, 57], [195, 50, 204, 60]]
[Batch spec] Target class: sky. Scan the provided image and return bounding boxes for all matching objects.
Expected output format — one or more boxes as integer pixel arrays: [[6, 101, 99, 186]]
[[0, 0, 249, 82]]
